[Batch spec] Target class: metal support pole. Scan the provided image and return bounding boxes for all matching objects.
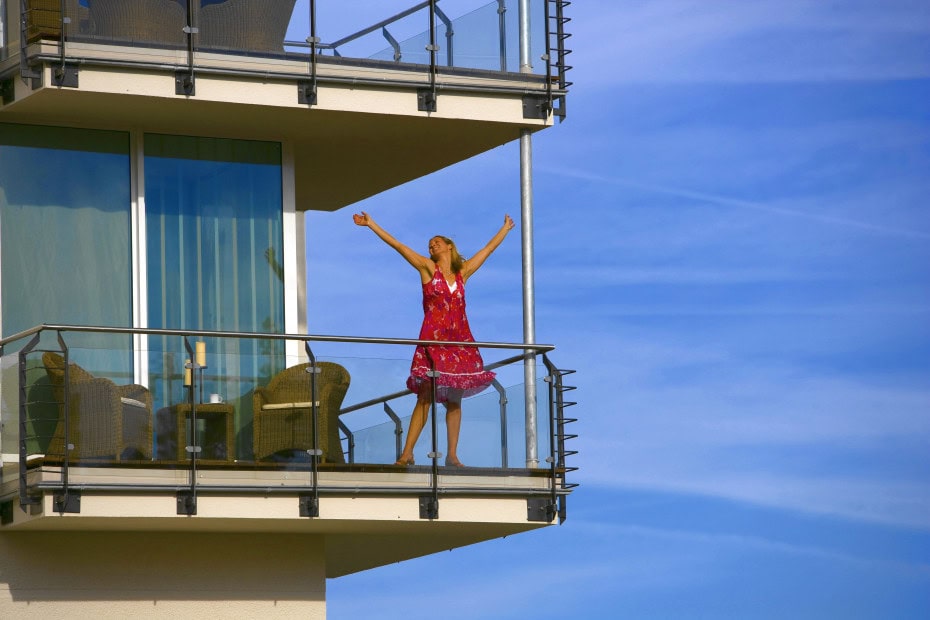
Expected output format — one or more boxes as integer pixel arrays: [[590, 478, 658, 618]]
[[518, 0, 538, 468], [520, 128, 538, 468], [518, 0, 532, 73]]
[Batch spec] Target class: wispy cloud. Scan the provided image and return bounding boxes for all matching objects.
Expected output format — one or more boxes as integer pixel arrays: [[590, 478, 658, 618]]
[[576, 0, 930, 85], [546, 168, 930, 241], [565, 330, 930, 529]]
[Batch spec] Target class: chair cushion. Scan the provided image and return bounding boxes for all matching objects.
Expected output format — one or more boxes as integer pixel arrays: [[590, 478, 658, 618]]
[[261, 401, 318, 411]]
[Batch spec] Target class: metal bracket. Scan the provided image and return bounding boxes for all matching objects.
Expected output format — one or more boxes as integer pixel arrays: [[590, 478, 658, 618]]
[[419, 495, 439, 520], [177, 491, 197, 515], [1, 500, 14, 525], [527, 498, 556, 522], [28, 67, 43, 90], [51, 63, 79, 88], [1, 78, 14, 105], [299, 495, 319, 518], [522, 95, 551, 120], [175, 70, 195, 96], [417, 88, 437, 112], [53, 491, 81, 514], [298, 81, 317, 105]]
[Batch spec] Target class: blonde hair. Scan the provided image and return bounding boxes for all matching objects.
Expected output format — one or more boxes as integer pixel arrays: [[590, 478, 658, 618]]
[[433, 236, 465, 273]]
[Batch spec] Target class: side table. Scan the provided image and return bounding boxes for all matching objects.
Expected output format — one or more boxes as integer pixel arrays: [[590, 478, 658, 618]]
[[173, 402, 236, 462]]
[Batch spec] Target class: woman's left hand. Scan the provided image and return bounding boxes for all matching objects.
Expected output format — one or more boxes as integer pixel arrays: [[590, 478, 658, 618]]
[[503, 214, 515, 231]]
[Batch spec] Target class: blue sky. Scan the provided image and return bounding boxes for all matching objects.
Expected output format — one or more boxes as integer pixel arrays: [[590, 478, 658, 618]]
[[302, 1, 930, 618]]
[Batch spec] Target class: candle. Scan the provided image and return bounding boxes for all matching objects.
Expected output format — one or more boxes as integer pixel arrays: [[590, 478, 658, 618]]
[[196, 341, 206, 367], [184, 359, 192, 386]]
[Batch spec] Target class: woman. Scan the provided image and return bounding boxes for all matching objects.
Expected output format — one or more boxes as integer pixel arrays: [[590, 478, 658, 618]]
[[353, 211, 515, 467]]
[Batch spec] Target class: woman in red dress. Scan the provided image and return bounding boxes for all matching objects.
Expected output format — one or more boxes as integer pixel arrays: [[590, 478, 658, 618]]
[[353, 211, 515, 467]]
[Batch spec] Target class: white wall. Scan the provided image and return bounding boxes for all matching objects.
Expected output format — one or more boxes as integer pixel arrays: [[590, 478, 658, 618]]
[[0, 530, 327, 618]]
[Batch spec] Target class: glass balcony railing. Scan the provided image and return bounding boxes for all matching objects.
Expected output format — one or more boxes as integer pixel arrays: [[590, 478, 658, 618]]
[[0, 324, 577, 519], [303, 0, 547, 75], [2, 1, 567, 84]]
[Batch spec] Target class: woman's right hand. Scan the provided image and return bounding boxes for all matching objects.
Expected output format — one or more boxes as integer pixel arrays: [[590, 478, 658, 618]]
[[352, 211, 371, 227]]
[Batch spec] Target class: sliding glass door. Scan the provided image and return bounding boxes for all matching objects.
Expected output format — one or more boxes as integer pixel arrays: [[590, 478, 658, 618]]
[[144, 134, 284, 458]]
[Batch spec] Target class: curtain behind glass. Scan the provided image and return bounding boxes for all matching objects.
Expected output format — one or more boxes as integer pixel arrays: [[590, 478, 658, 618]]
[[144, 134, 284, 460], [0, 123, 132, 453], [0, 124, 131, 342]]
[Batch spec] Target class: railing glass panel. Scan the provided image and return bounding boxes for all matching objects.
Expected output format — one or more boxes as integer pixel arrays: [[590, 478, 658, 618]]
[[4, 330, 556, 471], [0, 326, 574, 515], [310, 0, 548, 74], [341, 365, 549, 469], [0, 349, 22, 478], [10, 1, 556, 85]]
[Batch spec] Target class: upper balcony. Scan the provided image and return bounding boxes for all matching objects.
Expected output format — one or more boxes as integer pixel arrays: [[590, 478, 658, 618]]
[[0, 0, 572, 211], [0, 324, 577, 576]]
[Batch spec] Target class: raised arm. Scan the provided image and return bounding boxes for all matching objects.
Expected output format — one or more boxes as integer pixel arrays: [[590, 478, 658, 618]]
[[353, 211, 433, 278], [461, 214, 515, 282]]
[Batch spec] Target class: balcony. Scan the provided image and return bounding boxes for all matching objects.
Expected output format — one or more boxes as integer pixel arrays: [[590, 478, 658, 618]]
[[0, 324, 577, 576], [0, 0, 572, 211]]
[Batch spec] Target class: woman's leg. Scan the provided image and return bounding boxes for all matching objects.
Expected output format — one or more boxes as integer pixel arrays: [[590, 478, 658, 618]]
[[396, 391, 431, 464], [445, 397, 464, 466]]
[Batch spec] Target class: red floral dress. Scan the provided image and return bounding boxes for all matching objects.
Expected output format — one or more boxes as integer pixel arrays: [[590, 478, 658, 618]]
[[406, 268, 495, 403]]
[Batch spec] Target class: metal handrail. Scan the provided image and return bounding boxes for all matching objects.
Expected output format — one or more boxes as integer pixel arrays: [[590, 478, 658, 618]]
[[316, 0, 431, 51], [0, 323, 555, 353], [338, 351, 529, 415]]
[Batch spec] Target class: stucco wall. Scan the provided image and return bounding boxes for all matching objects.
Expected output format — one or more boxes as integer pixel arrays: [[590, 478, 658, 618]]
[[0, 530, 327, 618]]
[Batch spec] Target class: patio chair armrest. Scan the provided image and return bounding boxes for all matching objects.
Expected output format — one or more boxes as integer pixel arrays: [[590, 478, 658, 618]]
[[117, 383, 154, 410]]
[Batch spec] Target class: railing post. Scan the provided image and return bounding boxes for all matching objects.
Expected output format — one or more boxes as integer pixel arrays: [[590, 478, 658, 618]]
[[299, 0, 319, 105], [498, 0, 508, 72], [418, 0, 439, 112], [384, 402, 404, 462], [491, 379, 509, 468], [176, 0, 197, 95], [300, 341, 321, 517], [17, 332, 42, 512], [178, 336, 198, 515], [434, 5, 453, 67], [422, 348, 440, 519], [19, 0, 41, 83]]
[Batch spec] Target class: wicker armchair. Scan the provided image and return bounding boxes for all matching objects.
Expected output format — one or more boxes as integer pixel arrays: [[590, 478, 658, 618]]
[[42, 352, 153, 461], [252, 362, 350, 463], [25, 0, 92, 42], [89, 0, 186, 46], [199, 0, 296, 53]]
